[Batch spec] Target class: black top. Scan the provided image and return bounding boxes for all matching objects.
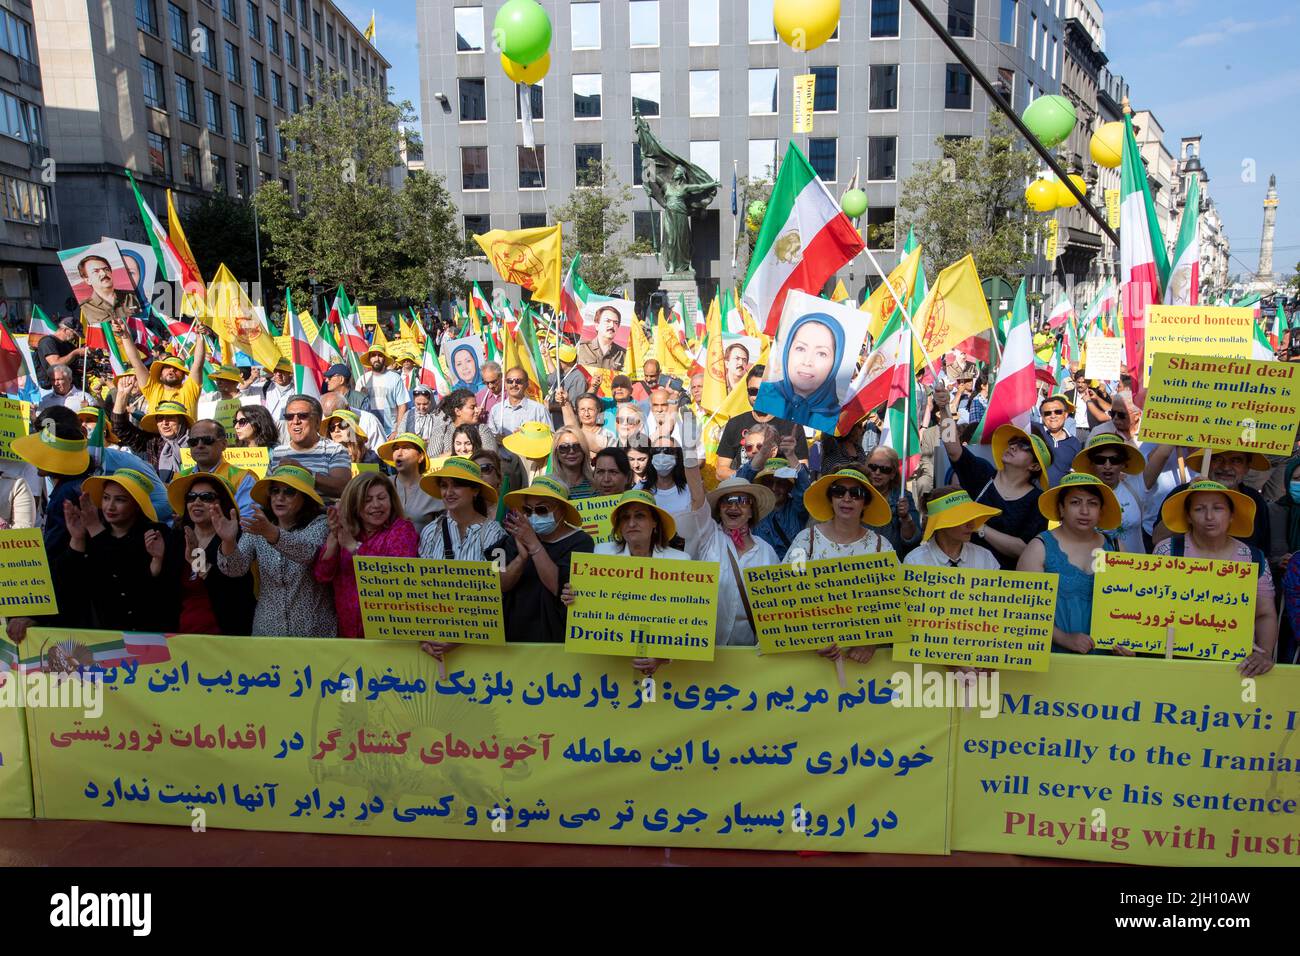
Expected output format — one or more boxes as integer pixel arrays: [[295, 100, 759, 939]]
[[952, 449, 1045, 570], [164, 525, 257, 635], [58, 520, 177, 632], [718, 412, 810, 465], [1161, 481, 1272, 556], [500, 529, 595, 643], [35, 335, 82, 388]]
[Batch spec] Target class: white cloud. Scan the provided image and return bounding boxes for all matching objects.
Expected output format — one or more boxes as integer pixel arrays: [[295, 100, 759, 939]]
[[1177, 17, 1273, 48]]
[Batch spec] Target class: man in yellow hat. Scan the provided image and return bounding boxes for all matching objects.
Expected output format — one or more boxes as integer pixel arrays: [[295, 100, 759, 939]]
[[113, 316, 206, 417], [197, 363, 243, 422]]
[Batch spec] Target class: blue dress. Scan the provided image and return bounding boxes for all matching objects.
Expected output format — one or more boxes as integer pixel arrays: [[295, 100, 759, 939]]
[[1039, 531, 1112, 651]]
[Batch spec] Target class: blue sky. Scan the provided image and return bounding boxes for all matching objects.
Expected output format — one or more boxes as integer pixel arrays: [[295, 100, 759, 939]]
[[352, 0, 1297, 282]]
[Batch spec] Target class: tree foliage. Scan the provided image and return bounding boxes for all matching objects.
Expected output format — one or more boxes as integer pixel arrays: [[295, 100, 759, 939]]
[[898, 113, 1040, 283], [734, 175, 774, 279], [253, 73, 462, 303], [550, 160, 650, 296]]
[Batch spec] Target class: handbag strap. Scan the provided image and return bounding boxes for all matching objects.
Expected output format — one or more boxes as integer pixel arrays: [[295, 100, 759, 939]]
[[440, 516, 455, 561], [724, 540, 758, 635]]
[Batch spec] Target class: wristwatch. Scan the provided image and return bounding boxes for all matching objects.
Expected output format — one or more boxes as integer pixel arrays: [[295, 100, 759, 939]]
[[976, 526, 986, 538]]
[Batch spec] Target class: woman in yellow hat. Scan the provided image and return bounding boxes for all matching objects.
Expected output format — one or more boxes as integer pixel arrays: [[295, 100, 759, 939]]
[[1152, 480, 1277, 676], [164, 472, 255, 634], [64, 467, 175, 632], [215, 464, 335, 637], [904, 486, 1002, 570], [1072, 433, 1151, 554], [1018, 473, 1122, 654], [322, 408, 381, 468], [376, 432, 439, 534]]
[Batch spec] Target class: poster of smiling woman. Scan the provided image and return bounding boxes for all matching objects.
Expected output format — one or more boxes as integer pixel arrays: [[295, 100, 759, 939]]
[[753, 291, 868, 434], [441, 335, 486, 391]]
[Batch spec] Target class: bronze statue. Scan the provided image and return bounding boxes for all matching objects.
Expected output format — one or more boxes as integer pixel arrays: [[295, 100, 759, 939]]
[[636, 113, 720, 277]]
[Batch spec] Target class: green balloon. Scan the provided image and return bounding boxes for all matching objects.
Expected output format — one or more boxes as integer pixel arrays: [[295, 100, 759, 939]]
[[1022, 95, 1077, 148], [494, 0, 552, 66], [841, 188, 868, 219]]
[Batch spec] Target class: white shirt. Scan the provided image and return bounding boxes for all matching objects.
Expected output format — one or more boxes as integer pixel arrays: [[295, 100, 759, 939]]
[[677, 502, 779, 647], [358, 369, 411, 423], [1111, 476, 1148, 554], [488, 396, 549, 438], [36, 387, 86, 413], [594, 542, 690, 560], [651, 483, 693, 516], [903, 540, 1000, 570], [784, 525, 895, 562]]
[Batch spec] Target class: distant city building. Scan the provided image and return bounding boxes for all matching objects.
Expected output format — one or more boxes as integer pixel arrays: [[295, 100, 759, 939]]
[[1173, 135, 1230, 300]]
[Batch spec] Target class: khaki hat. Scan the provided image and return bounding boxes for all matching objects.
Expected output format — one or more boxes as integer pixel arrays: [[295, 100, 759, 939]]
[[992, 424, 1052, 485], [167, 471, 237, 518], [139, 400, 195, 434], [804, 468, 891, 526], [706, 475, 776, 521], [1072, 432, 1145, 476], [502, 420, 554, 460], [147, 356, 188, 384], [420, 455, 499, 506], [921, 489, 1001, 542], [251, 463, 325, 508], [376, 432, 428, 467], [83, 468, 159, 522], [12, 428, 89, 476], [609, 488, 677, 543], [503, 473, 581, 528], [1160, 479, 1255, 538], [1037, 472, 1122, 530]]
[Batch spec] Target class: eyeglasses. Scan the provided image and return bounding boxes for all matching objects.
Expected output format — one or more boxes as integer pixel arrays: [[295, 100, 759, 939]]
[[187, 435, 220, 447], [865, 463, 894, 474], [1091, 455, 1126, 466], [616, 417, 641, 426], [268, 486, 300, 498], [477, 463, 497, 474], [747, 388, 760, 398], [1042, 409, 1066, 417], [555, 443, 582, 455], [1006, 439, 1032, 452], [720, 495, 752, 508], [185, 491, 220, 503], [520, 504, 551, 517], [742, 445, 764, 455], [233, 417, 250, 427], [505, 378, 527, 386], [828, 484, 868, 500], [284, 412, 313, 422]]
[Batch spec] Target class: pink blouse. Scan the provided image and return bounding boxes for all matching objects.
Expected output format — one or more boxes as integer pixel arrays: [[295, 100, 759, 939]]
[[313, 518, 420, 638]]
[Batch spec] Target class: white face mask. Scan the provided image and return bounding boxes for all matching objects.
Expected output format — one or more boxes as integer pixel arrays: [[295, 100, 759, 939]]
[[651, 454, 676, 474]]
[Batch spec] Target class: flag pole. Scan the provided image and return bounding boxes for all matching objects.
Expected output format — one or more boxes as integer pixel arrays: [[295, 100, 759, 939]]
[[860, 246, 941, 379], [730, 159, 740, 275]]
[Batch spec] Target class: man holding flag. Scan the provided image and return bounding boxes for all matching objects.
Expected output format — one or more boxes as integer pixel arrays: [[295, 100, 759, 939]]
[[113, 315, 206, 418]]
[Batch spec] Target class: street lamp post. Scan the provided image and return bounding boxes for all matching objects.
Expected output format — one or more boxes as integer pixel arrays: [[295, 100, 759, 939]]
[[251, 136, 265, 312]]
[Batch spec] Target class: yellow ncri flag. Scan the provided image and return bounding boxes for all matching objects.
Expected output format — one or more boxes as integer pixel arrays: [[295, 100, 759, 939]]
[[474, 224, 563, 310]]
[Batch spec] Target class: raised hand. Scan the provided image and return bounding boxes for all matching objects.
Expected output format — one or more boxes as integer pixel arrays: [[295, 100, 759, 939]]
[[212, 506, 241, 543], [241, 505, 276, 539], [143, 529, 165, 560], [79, 492, 103, 537]]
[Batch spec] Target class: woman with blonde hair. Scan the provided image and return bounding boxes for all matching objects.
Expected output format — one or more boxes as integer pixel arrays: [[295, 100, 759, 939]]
[[550, 427, 595, 499], [313, 471, 419, 638], [863, 445, 921, 555]]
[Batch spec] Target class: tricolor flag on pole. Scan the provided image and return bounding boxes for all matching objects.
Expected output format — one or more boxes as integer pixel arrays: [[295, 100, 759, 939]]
[[287, 290, 323, 398], [1119, 110, 1170, 382], [1046, 292, 1075, 330], [27, 305, 56, 348], [560, 253, 589, 335], [1165, 173, 1200, 306], [742, 141, 865, 336], [835, 308, 908, 436], [877, 319, 920, 477], [125, 169, 183, 283], [1082, 280, 1117, 337], [166, 188, 205, 298], [419, 331, 454, 396], [101, 323, 131, 377], [972, 279, 1037, 444]]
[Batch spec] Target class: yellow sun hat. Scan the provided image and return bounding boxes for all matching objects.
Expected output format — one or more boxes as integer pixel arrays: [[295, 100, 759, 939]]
[[82, 468, 159, 522], [419, 455, 499, 506], [251, 463, 325, 508], [921, 489, 1002, 541], [1159, 479, 1255, 538], [502, 420, 555, 460], [804, 467, 891, 526], [503, 473, 581, 528], [1036, 472, 1121, 530]]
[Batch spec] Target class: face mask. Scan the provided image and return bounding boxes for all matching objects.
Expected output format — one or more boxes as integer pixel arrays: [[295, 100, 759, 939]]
[[651, 454, 676, 473], [529, 513, 558, 536], [1289, 480, 1300, 504]]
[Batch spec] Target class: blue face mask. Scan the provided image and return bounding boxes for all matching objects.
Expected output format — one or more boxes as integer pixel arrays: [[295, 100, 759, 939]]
[[529, 513, 558, 536], [1289, 480, 1300, 505]]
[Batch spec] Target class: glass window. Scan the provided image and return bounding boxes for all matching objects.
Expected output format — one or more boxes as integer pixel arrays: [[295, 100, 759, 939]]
[[459, 77, 486, 121], [948, 0, 975, 38], [866, 206, 895, 250], [286, 32, 296, 65], [573, 74, 601, 118], [997, 66, 1015, 108], [571, 2, 600, 50], [462, 146, 489, 190], [516, 81, 544, 120], [811, 66, 837, 112], [268, 17, 279, 52], [289, 83, 299, 112], [689, 0, 718, 45], [248, 1, 260, 39], [1050, 36, 1057, 77], [629, 0, 658, 46], [326, 22, 334, 53], [748, 68, 777, 115], [147, 131, 170, 178], [180, 143, 200, 185], [299, 0, 308, 24], [222, 0, 237, 23], [575, 144, 603, 185], [205, 90, 223, 133], [235, 162, 250, 198], [314, 10, 322, 40], [255, 114, 269, 150], [749, 139, 777, 180], [0, 10, 34, 63], [137, 0, 160, 34], [225, 40, 242, 83], [279, 130, 288, 159], [869, 64, 898, 110], [272, 71, 284, 106], [140, 57, 166, 109], [301, 43, 310, 71], [175, 74, 198, 122], [631, 72, 659, 117], [520, 212, 548, 229], [690, 141, 720, 182], [168, 3, 190, 53], [1040, 24, 1048, 67], [464, 215, 491, 246], [945, 63, 973, 109], [1030, 13, 1037, 56], [871, 0, 900, 38], [230, 102, 247, 143], [211, 153, 227, 191], [808, 137, 836, 182], [633, 141, 643, 186], [999, 0, 1017, 44], [200, 26, 217, 69], [868, 136, 897, 181], [634, 210, 661, 244], [689, 70, 719, 117], [748, 0, 775, 42], [518, 145, 545, 189]]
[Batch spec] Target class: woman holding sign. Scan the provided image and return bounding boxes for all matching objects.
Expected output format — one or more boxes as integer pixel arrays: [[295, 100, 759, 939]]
[[903, 487, 1002, 570], [1152, 480, 1278, 676], [1017, 473, 1121, 655]]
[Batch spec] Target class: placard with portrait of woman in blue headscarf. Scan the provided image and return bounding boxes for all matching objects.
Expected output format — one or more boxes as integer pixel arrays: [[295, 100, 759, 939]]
[[753, 291, 868, 434], [441, 335, 486, 392]]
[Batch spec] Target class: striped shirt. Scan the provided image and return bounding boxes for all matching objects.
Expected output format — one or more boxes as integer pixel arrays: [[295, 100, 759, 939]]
[[270, 437, 350, 483]]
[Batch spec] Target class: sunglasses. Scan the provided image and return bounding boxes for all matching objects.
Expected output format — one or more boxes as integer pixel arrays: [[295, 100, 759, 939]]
[[555, 443, 582, 455], [1041, 409, 1066, 416], [865, 463, 894, 474], [651, 447, 675, 456], [284, 412, 313, 422], [268, 486, 300, 498], [520, 504, 551, 517], [747, 388, 760, 398], [1006, 439, 1032, 452], [720, 494, 752, 508], [187, 435, 220, 447], [1090, 455, 1126, 466], [185, 491, 220, 503], [828, 484, 868, 500], [505, 378, 527, 386], [477, 463, 497, 474], [233, 417, 250, 426]]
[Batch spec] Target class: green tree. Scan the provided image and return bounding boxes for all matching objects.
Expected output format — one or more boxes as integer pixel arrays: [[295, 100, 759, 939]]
[[551, 159, 650, 295], [734, 174, 774, 278], [393, 169, 466, 307], [253, 73, 454, 301], [1289, 261, 1300, 298], [179, 190, 268, 287], [897, 112, 1040, 282]]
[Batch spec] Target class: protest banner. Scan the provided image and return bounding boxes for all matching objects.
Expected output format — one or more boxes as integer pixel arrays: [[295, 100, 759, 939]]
[[952, 654, 1300, 866], [1089, 553, 1255, 661], [355, 557, 504, 644], [1142, 305, 1255, 385], [892, 567, 1056, 672], [0, 529, 58, 616], [0, 680, 32, 818], [1084, 334, 1124, 381], [179, 446, 269, 477], [573, 495, 618, 543], [744, 554, 903, 654], [214, 397, 242, 441], [0, 397, 29, 462], [793, 74, 815, 133], [1139, 354, 1300, 456], [358, 306, 378, 326], [566, 554, 719, 661], [23, 632, 952, 854]]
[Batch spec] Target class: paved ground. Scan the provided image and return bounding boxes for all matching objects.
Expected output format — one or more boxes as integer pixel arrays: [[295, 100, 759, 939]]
[[0, 819, 1103, 866]]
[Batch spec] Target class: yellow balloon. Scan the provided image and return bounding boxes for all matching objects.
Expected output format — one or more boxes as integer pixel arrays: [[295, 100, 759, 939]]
[[1025, 179, 1057, 213], [1055, 174, 1088, 208], [773, 0, 840, 52], [501, 51, 549, 85], [1090, 121, 1124, 169]]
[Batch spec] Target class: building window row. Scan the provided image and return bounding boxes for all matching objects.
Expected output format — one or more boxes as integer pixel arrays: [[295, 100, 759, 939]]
[[0, 174, 52, 225]]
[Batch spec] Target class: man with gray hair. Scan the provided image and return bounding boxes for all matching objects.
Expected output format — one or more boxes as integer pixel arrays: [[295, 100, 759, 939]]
[[35, 365, 87, 412], [270, 394, 351, 498], [475, 360, 504, 424]]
